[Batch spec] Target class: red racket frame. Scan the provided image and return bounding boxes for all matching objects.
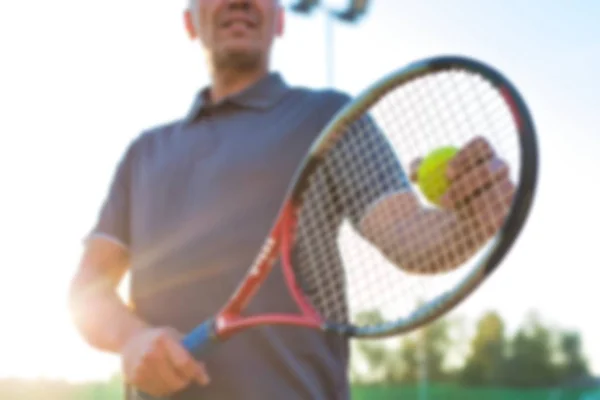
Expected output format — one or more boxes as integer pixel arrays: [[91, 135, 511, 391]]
[[210, 201, 324, 340]]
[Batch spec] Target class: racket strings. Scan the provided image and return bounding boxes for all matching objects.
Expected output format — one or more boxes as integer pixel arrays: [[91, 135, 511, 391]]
[[291, 69, 521, 332]]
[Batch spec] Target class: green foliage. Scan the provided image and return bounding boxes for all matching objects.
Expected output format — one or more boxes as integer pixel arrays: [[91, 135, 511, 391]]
[[353, 309, 592, 389], [499, 312, 592, 388], [461, 311, 508, 386], [503, 313, 560, 387], [422, 318, 453, 382], [352, 309, 454, 385], [558, 330, 590, 381]]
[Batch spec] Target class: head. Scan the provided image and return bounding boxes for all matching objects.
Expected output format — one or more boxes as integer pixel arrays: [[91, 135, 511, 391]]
[[185, 0, 284, 74]]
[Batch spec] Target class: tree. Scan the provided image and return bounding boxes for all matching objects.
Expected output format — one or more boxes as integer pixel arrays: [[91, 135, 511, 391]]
[[557, 331, 590, 382], [351, 310, 454, 385], [352, 308, 593, 389], [503, 312, 561, 388], [421, 318, 453, 382], [396, 336, 419, 383], [460, 311, 507, 386], [351, 310, 393, 383]]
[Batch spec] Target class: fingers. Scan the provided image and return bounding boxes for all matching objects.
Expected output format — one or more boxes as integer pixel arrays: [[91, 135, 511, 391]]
[[446, 136, 494, 181], [434, 136, 515, 241], [409, 157, 423, 183], [152, 340, 192, 392], [122, 327, 210, 397], [468, 177, 515, 233], [162, 335, 211, 386], [138, 348, 188, 395], [441, 157, 509, 209], [448, 171, 515, 240]]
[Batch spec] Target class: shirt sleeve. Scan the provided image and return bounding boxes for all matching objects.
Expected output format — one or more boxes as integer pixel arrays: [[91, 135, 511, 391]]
[[85, 143, 136, 249], [325, 113, 411, 228]]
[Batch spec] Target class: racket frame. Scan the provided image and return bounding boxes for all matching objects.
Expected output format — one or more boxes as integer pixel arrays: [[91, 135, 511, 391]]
[[210, 201, 323, 340]]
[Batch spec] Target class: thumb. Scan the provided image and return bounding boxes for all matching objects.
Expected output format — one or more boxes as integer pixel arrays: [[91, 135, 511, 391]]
[[409, 157, 423, 183]]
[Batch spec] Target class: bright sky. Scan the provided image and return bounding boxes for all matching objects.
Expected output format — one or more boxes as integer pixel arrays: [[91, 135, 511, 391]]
[[0, 0, 598, 383]]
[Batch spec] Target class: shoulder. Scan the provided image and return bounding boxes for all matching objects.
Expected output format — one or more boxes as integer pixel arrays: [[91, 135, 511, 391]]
[[284, 85, 354, 126], [120, 119, 184, 161], [138, 119, 182, 147], [289, 85, 352, 110]]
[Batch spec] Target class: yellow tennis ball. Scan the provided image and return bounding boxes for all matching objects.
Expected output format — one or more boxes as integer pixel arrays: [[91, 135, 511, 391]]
[[417, 146, 459, 205]]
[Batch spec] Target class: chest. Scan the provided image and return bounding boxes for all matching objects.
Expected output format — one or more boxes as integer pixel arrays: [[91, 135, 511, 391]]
[[128, 106, 326, 254]]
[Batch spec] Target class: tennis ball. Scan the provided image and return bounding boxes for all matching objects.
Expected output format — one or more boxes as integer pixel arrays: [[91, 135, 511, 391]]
[[417, 146, 459, 205]]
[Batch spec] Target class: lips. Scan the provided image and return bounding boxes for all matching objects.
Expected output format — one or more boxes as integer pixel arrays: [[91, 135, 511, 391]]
[[221, 18, 255, 29], [218, 11, 259, 30]]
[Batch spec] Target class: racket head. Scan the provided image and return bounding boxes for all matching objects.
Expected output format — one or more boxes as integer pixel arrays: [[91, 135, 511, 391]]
[[284, 55, 538, 339]]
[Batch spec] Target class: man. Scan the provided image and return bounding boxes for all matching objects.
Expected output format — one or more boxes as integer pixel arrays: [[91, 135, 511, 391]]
[[69, 0, 513, 399]]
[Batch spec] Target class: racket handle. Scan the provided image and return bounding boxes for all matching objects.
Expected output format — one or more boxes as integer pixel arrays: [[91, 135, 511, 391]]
[[181, 318, 217, 356]]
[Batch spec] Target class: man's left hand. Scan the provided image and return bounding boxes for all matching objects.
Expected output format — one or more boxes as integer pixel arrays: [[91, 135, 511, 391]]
[[412, 137, 516, 237]]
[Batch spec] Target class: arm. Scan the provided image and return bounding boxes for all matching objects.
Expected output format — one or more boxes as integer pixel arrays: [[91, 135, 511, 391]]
[[69, 141, 147, 352], [357, 191, 483, 274], [71, 141, 208, 396], [68, 237, 147, 353], [330, 114, 508, 274]]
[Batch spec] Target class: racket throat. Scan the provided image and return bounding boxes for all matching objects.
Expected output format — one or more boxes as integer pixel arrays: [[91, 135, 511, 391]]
[[279, 206, 323, 323]]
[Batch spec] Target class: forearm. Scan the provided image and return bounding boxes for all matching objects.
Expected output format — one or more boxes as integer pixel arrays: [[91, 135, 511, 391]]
[[69, 275, 148, 353], [359, 193, 484, 274], [384, 208, 481, 273]]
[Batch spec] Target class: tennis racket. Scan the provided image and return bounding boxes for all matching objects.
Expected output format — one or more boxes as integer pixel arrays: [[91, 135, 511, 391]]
[[143, 55, 538, 397]]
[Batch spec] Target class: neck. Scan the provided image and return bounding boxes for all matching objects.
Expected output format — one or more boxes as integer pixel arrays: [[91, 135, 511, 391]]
[[209, 65, 269, 104]]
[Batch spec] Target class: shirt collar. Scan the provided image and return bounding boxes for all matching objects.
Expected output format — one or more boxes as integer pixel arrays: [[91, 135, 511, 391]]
[[184, 72, 289, 123]]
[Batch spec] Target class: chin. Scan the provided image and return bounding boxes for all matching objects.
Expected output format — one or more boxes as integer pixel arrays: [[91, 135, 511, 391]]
[[216, 45, 263, 70]]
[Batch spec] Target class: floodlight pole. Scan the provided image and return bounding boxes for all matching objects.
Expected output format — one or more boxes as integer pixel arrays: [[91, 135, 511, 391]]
[[324, 10, 335, 87], [288, 1, 369, 88], [419, 329, 429, 400]]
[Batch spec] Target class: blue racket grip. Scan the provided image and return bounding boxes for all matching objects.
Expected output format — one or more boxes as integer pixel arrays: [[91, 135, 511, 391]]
[[181, 318, 218, 357]]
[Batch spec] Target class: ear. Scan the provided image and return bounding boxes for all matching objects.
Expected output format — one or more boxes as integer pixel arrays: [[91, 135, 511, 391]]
[[274, 6, 285, 37], [184, 9, 198, 40]]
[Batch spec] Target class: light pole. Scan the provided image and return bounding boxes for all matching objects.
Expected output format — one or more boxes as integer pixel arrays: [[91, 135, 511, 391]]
[[324, 10, 334, 86], [287, 0, 372, 87], [418, 329, 428, 400]]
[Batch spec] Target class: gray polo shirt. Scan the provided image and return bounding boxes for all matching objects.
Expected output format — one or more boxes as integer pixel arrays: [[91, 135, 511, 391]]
[[90, 72, 409, 400]]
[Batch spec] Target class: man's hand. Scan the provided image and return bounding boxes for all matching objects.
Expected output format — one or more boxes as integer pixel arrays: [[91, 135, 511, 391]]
[[443, 137, 515, 236], [121, 326, 210, 397], [411, 136, 515, 237]]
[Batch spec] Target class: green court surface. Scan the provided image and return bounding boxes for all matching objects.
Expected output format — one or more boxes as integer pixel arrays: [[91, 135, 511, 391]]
[[351, 384, 593, 400]]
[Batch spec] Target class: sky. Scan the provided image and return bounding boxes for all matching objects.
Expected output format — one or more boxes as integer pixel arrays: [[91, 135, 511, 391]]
[[0, 0, 598, 383]]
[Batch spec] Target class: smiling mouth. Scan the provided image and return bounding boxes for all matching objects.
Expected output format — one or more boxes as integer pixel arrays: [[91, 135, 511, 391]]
[[221, 19, 256, 29]]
